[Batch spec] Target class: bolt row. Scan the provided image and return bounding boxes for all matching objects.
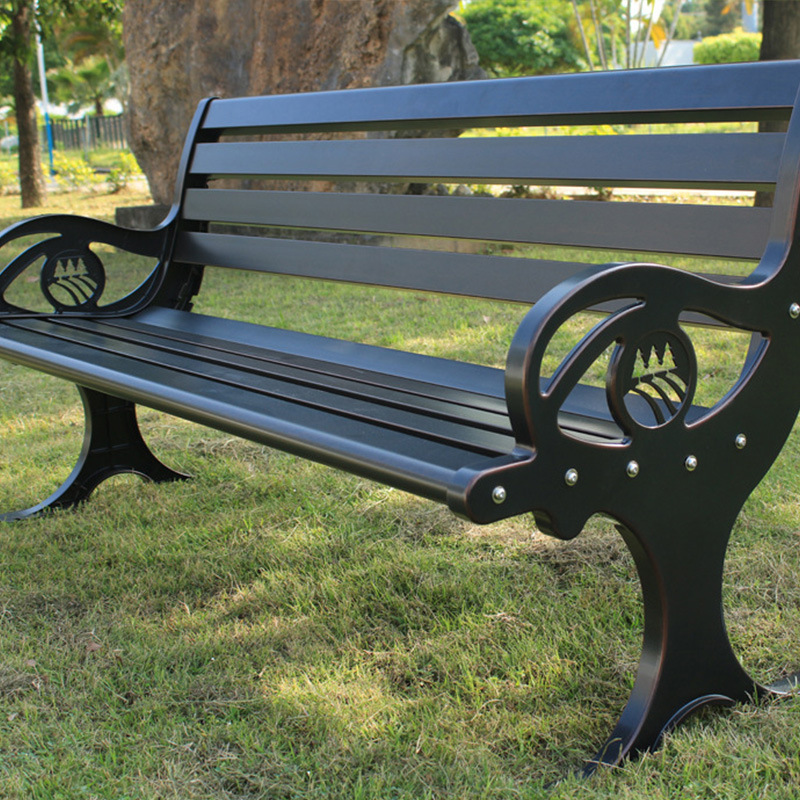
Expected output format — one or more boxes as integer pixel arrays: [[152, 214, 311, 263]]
[[561, 432, 748, 487], [490, 432, 749, 504]]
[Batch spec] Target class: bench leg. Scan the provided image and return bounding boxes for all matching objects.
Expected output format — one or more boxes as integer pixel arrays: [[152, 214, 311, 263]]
[[1, 386, 188, 520], [585, 507, 775, 775]]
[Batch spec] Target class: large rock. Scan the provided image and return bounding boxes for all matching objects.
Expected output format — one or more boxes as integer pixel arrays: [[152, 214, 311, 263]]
[[123, 0, 483, 205]]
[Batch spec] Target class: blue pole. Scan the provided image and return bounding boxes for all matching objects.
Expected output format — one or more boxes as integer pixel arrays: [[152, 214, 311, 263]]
[[42, 109, 54, 176], [34, 5, 54, 176]]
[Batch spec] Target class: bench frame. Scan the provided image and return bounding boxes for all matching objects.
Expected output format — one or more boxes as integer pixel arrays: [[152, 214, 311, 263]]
[[1, 61, 799, 774]]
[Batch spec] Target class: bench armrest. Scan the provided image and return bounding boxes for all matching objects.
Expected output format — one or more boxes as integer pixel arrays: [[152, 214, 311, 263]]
[[0, 213, 175, 316], [484, 260, 797, 539]]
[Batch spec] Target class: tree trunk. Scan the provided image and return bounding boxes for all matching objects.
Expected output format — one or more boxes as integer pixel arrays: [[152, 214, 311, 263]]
[[761, 0, 800, 60], [755, 0, 800, 207], [12, 1, 46, 209]]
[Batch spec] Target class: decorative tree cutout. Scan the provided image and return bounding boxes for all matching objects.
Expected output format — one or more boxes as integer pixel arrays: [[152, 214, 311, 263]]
[[40, 249, 105, 310], [611, 331, 695, 428]]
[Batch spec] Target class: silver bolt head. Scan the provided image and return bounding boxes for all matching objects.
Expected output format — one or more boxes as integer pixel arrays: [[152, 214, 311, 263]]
[[735, 433, 747, 450], [564, 468, 579, 486], [685, 455, 698, 472], [492, 485, 507, 505], [790, 303, 800, 319], [626, 460, 640, 478]]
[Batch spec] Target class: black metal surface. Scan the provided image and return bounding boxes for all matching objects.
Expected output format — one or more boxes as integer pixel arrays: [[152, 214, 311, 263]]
[[133, 306, 508, 401], [0, 214, 169, 317], [173, 230, 602, 303], [149, 98, 216, 312], [174, 231, 747, 318], [0, 335, 471, 503], [111, 310, 634, 441], [16, 316, 514, 455], [0, 61, 799, 777], [115, 308, 510, 412], [190, 134, 782, 191], [183, 189, 771, 260], [455, 253, 800, 771]]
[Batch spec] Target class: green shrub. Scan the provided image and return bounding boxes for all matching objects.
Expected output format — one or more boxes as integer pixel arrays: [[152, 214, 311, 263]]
[[460, 0, 585, 76], [53, 152, 103, 191], [0, 161, 18, 195], [107, 151, 142, 193], [694, 29, 762, 64]]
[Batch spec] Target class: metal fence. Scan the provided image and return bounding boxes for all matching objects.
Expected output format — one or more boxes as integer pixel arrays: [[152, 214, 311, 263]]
[[44, 115, 128, 152]]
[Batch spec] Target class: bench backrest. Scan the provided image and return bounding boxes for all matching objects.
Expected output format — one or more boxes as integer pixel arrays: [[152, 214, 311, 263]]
[[166, 61, 800, 314]]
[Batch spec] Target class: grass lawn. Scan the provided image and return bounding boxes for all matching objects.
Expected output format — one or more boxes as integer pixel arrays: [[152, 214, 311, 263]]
[[0, 188, 798, 798]]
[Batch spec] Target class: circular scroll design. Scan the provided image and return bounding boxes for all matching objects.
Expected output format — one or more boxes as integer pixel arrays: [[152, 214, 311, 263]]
[[40, 249, 105, 311], [609, 330, 696, 430]]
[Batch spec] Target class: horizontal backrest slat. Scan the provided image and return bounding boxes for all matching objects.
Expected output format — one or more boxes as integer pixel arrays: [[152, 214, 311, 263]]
[[190, 134, 783, 190], [175, 231, 598, 303], [183, 189, 772, 260], [200, 60, 800, 134], [173, 231, 742, 307]]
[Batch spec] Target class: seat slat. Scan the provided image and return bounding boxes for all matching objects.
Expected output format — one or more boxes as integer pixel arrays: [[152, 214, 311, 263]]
[[184, 188, 772, 260], [0, 313, 701, 452], [190, 134, 783, 190], [0, 324, 475, 501], [134, 307, 509, 403], [102, 317, 509, 416], [55, 317, 512, 437], [200, 60, 800, 134], [12, 317, 515, 456], [107, 313, 683, 442]]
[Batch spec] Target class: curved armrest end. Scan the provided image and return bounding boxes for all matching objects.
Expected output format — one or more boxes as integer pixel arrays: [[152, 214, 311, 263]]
[[0, 213, 172, 259], [0, 212, 177, 316]]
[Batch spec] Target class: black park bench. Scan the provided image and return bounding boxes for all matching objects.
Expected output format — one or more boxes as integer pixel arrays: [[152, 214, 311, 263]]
[[0, 60, 799, 773]]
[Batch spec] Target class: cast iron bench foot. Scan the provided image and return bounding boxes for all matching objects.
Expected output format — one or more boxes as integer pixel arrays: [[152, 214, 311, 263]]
[[586, 661, 757, 776], [583, 510, 789, 774], [0, 385, 188, 521], [586, 666, 799, 776]]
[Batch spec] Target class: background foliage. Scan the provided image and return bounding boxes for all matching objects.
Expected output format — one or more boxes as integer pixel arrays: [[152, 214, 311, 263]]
[[460, 0, 586, 76], [694, 28, 762, 64], [460, 0, 760, 75]]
